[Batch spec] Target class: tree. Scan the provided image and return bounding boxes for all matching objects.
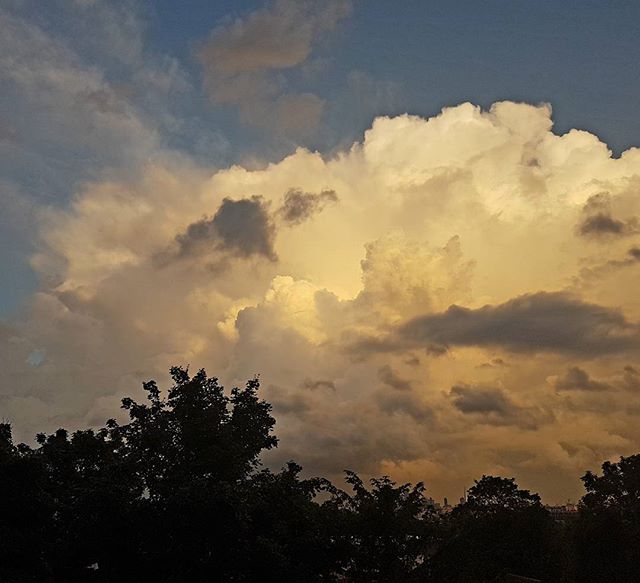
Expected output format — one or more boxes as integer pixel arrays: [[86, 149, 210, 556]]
[[118, 366, 277, 495], [463, 475, 542, 513], [110, 367, 279, 581], [238, 462, 338, 582], [431, 476, 561, 582], [0, 367, 283, 582], [7, 364, 640, 582], [574, 454, 640, 583], [0, 423, 52, 582], [324, 471, 438, 582]]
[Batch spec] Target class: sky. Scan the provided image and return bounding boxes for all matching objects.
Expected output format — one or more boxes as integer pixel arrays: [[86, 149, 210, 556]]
[[2, 0, 640, 503]]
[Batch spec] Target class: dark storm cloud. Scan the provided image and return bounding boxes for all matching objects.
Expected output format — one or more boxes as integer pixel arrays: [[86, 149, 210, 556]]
[[450, 384, 511, 415], [175, 196, 277, 261], [377, 364, 412, 391], [375, 390, 432, 422], [449, 384, 550, 430], [577, 193, 638, 238], [553, 367, 611, 391], [398, 292, 640, 356], [278, 188, 338, 225], [579, 213, 625, 235], [266, 384, 311, 414], [629, 247, 640, 261]]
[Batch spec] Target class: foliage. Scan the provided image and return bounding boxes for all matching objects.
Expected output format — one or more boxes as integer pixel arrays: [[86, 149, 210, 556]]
[[574, 455, 640, 583], [431, 476, 561, 582], [0, 367, 637, 582]]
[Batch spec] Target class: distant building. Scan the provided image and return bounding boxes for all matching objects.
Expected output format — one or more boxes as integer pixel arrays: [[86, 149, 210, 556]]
[[544, 502, 578, 523]]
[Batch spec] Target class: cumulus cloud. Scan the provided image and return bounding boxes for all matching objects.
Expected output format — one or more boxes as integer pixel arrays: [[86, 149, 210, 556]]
[[7, 100, 640, 502], [197, 0, 351, 134]]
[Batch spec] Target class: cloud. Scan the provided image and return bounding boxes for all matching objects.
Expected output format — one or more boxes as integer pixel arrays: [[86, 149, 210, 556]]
[[8, 100, 640, 503], [477, 358, 507, 369], [398, 292, 640, 356], [449, 384, 550, 430], [580, 213, 625, 236], [301, 379, 336, 391], [0, 6, 160, 195], [378, 364, 412, 391], [197, 0, 352, 134], [175, 196, 277, 261], [451, 384, 511, 414], [199, 0, 350, 74], [375, 390, 432, 423], [0, 0, 230, 223], [552, 367, 611, 391], [266, 384, 312, 414], [578, 193, 639, 238], [576, 248, 640, 285], [622, 366, 640, 390], [278, 188, 338, 225]]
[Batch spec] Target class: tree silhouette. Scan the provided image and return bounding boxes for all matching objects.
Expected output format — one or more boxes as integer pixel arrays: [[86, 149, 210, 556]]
[[0, 423, 52, 582], [110, 367, 280, 581], [1, 366, 639, 582], [431, 476, 561, 582], [323, 471, 438, 582], [574, 454, 640, 583]]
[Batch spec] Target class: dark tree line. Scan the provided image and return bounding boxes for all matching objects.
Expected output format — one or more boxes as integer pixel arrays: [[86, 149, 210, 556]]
[[1, 367, 639, 582]]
